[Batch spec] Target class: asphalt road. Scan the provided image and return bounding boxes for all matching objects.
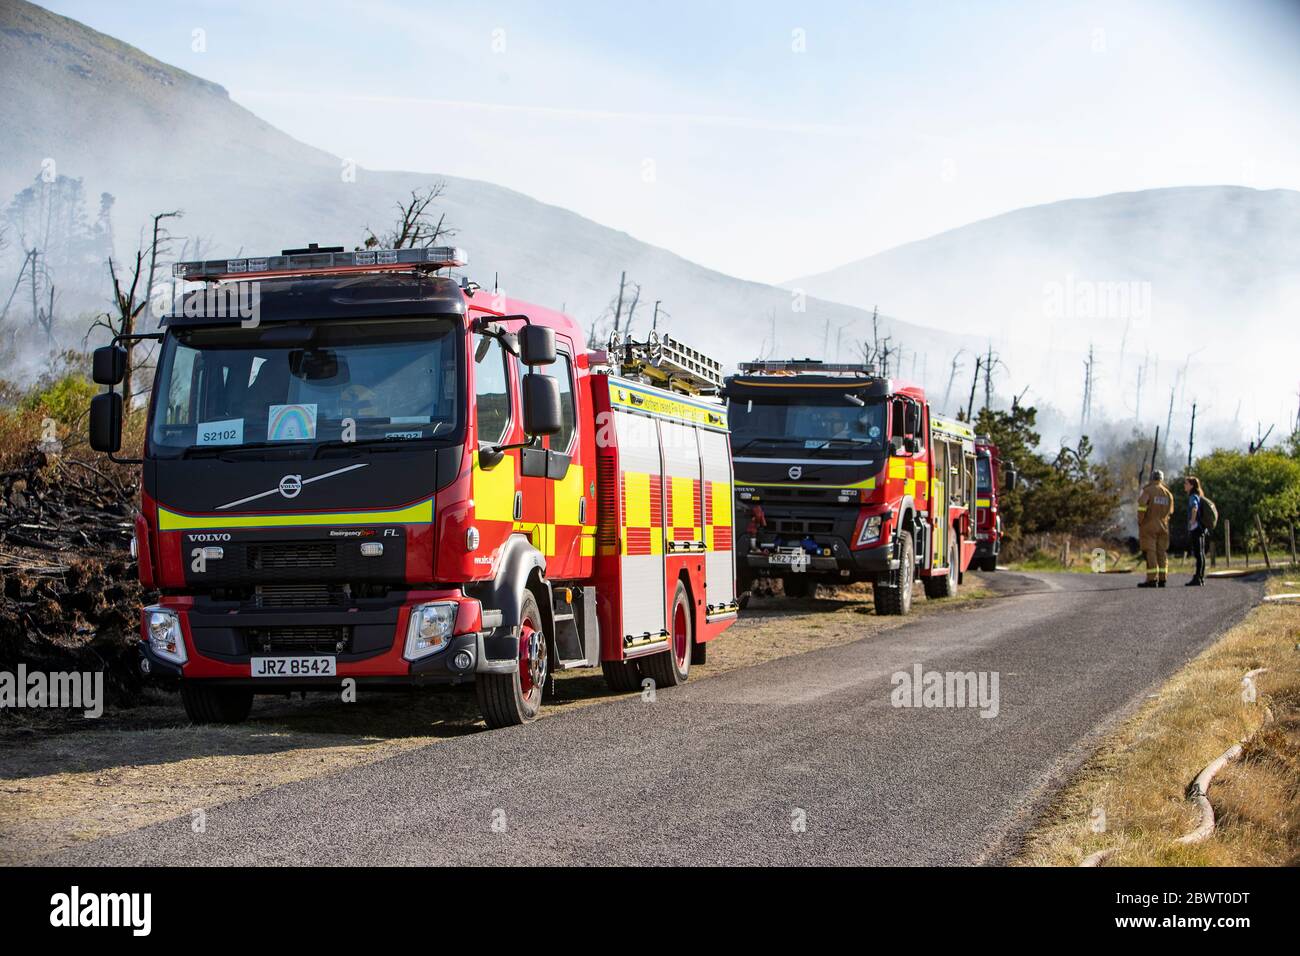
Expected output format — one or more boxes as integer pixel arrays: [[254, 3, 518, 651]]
[[52, 571, 1262, 866]]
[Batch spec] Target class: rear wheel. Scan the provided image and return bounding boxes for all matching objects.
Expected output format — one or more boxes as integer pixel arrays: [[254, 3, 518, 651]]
[[601, 659, 643, 692], [873, 531, 915, 616], [924, 534, 960, 599], [180, 683, 253, 724], [979, 554, 999, 572], [477, 590, 547, 728], [641, 582, 692, 688]]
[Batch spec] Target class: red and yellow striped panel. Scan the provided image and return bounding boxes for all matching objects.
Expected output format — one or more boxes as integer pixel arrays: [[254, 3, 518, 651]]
[[615, 470, 732, 557], [622, 471, 663, 556], [704, 479, 732, 552]]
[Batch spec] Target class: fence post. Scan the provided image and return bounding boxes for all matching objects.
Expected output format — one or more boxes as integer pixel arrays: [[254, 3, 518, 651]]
[[1290, 521, 1297, 568], [1224, 519, 1231, 567], [1254, 514, 1272, 570]]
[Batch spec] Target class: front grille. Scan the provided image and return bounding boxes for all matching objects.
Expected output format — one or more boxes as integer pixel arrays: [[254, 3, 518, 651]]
[[244, 625, 351, 656], [772, 519, 835, 534], [760, 488, 847, 504], [254, 584, 334, 608], [247, 542, 336, 571]]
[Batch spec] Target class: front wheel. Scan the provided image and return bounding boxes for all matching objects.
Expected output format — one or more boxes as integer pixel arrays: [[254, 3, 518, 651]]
[[873, 531, 915, 616], [641, 581, 692, 688], [180, 683, 253, 724], [477, 589, 547, 728], [782, 575, 812, 599]]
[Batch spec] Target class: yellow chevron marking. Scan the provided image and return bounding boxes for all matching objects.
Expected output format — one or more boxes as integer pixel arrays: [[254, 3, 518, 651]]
[[158, 498, 433, 531]]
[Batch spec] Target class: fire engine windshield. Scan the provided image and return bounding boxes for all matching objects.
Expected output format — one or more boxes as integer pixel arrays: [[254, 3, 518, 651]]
[[148, 318, 461, 457], [728, 397, 887, 457], [976, 455, 992, 491]]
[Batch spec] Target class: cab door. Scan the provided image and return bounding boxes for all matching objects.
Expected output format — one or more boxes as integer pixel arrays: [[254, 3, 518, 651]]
[[547, 339, 594, 579]]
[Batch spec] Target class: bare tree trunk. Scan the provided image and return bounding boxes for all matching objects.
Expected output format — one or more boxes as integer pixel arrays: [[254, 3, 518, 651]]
[[966, 357, 982, 421]]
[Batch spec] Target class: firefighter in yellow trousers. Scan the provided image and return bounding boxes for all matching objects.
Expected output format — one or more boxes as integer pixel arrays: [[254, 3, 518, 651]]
[[1136, 469, 1174, 588]]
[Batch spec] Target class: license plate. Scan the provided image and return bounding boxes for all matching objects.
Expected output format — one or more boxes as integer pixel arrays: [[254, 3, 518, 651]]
[[769, 553, 808, 571], [250, 656, 337, 678]]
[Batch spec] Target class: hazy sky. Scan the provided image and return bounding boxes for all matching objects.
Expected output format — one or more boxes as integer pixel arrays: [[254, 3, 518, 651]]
[[42, 0, 1300, 283]]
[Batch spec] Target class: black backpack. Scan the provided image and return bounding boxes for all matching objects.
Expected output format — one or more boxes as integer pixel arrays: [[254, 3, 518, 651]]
[[1198, 495, 1218, 530]]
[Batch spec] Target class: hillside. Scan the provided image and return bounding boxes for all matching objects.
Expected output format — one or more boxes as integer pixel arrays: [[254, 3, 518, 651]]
[[0, 0, 975, 376], [2, 0, 1293, 433]]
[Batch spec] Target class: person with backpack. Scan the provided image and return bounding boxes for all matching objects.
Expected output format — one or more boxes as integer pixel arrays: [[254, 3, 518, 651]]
[[1184, 475, 1214, 586], [1136, 469, 1175, 588]]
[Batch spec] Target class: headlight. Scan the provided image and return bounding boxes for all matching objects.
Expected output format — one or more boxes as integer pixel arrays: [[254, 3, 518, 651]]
[[145, 606, 187, 664], [856, 515, 884, 546], [404, 602, 457, 661]]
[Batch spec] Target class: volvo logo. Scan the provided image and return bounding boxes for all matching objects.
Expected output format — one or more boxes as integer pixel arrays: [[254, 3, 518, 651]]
[[788, 465, 803, 480], [215, 463, 369, 511]]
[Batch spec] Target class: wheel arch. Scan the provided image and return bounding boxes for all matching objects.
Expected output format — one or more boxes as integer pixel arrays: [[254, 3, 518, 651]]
[[467, 533, 554, 651]]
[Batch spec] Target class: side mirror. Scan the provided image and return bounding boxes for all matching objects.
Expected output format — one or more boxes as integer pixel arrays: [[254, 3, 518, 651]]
[[522, 372, 562, 436], [906, 437, 922, 455], [89, 392, 123, 453], [890, 436, 906, 456], [92, 345, 128, 386], [519, 326, 556, 366], [1004, 465, 1019, 490]]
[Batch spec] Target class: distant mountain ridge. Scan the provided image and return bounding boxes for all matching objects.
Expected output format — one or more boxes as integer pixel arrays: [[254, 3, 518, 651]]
[[789, 185, 1300, 341], [786, 184, 1300, 426]]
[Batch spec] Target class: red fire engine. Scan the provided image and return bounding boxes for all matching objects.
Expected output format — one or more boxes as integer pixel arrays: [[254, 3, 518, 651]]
[[973, 437, 1016, 572], [726, 360, 977, 614], [87, 245, 738, 728]]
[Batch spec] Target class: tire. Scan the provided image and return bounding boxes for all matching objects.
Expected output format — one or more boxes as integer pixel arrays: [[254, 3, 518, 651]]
[[477, 589, 547, 728], [180, 683, 253, 724], [601, 659, 643, 693], [782, 575, 812, 599], [873, 531, 915, 616], [690, 639, 707, 665], [924, 534, 959, 599], [980, 555, 999, 572], [641, 581, 692, 688]]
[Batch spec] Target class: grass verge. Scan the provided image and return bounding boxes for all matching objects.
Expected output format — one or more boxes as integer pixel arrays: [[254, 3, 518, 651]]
[[1015, 571, 1300, 865]]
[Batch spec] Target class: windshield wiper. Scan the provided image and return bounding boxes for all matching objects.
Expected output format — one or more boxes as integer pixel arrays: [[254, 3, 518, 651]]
[[733, 435, 801, 454], [805, 438, 876, 449]]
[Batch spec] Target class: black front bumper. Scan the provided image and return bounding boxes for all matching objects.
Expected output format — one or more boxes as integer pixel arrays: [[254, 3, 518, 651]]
[[137, 629, 500, 692], [739, 537, 896, 579]]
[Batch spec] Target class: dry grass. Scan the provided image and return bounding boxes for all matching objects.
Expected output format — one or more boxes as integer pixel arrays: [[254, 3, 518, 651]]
[[0, 579, 988, 864], [1015, 572, 1300, 866]]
